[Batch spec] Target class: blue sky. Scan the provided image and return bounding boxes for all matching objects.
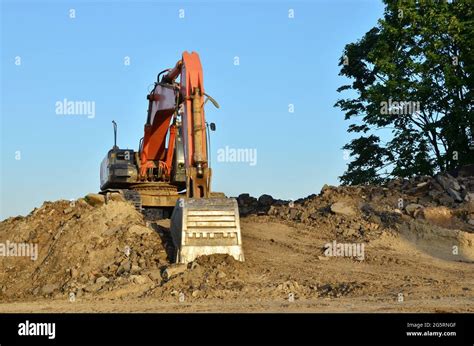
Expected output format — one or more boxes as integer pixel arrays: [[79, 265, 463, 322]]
[[0, 0, 385, 219]]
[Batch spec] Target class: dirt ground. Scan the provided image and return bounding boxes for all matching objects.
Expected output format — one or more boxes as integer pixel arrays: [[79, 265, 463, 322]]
[[0, 173, 473, 312]]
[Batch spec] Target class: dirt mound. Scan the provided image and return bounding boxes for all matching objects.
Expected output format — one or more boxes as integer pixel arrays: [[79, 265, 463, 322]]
[[238, 173, 474, 261], [1, 172, 473, 311], [0, 198, 167, 300], [0, 197, 258, 302], [238, 173, 474, 231], [147, 254, 254, 300]]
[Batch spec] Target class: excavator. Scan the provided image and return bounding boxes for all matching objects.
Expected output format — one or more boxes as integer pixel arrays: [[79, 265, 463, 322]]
[[99, 51, 244, 264]]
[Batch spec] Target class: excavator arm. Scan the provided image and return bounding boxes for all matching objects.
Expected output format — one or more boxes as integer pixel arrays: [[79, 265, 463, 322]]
[[140, 52, 211, 199]]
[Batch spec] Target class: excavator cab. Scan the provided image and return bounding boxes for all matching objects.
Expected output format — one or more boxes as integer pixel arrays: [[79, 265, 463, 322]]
[[100, 147, 138, 190]]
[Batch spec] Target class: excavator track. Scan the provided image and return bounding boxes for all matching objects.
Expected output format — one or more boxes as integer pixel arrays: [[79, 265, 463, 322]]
[[123, 189, 142, 211]]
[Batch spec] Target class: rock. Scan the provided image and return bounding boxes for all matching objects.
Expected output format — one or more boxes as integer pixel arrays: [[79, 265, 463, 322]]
[[70, 268, 79, 278], [437, 194, 455, 206], [330, 202, 356, 217], [436, 174, 461, 191], [216, 271, 227, 279], [130, 275, 151, 285], [447, 188, 463, 203], [468, 218, 474, 226], [405, 203, 423, 216], [131, 265, 141, 274], [387, 179, 402, 189], [41, 283, 59, 295], [117, 261, 131, 275], [419, 207, 453, 228], [107, 193, 125, 202], [162, 264, 187, 281], [192, 290, 200, 297], [146, 269, 162, 282], [267, 205, 278, 216], [84, 193, 105, 207], [236, 193, 259, 215], [128, 225, 153, 236], [320, 184, 331, 196], [343, 228, 358, 237], [237, 193, 256, 206], [289, 208, 300, 220], [464, 192, 474, 202], [258, 194, 274, 206], [95, 276, 109, 285], [63, 207, 73, 214], [84, 282, 104, 293]]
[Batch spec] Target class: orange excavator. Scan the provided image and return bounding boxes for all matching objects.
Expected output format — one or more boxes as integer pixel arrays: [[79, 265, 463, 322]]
[[100, 52, 244, 264]]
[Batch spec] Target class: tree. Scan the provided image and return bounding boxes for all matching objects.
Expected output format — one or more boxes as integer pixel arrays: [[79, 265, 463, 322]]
[[335, 0, 473, 185]]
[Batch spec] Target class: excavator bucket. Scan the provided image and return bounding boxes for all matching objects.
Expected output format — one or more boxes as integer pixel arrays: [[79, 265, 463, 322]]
[[170, 198, 245, 264]]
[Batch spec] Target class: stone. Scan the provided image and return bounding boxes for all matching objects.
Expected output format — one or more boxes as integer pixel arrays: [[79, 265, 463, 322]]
[[108, 193, 125, 202], [41, 283, 59, 295], [320, 184, 331, 195], [330, 202, 356, 217], [419, 207, 453, 227], [84, 282, 104, 293], [267, 205, 278, 216], [147, 269, 162, 282], [289, 208, 300, 220], [116, 261, 131, 275], [130, 275, 151, 285], [162, 264, 187, 281], [436, 174, 461, 191], [131, 263, 141, 272], [258, 194, 274, 206], [405, 203, 423, 216], [190, 262, 200, 270], [84, 193, 105, 207], [216, 271, 227, 279], [70, 268, 79, 278], [437, 195, 455, 206], [447, 188, 463, 203], [128, 225, 153, 236], [95, 276, 109, 285], [343, 228, 358, 237]]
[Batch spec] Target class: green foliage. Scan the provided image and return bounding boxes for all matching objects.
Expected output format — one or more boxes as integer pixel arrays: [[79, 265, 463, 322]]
[[336, 0, 474, 185]]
